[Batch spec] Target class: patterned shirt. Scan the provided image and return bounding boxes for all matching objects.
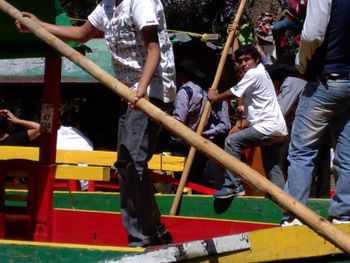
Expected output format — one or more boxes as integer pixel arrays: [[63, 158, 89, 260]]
[[88, 0, 176, 102]]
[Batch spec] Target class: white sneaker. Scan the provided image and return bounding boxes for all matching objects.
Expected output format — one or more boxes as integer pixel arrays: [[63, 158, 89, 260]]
[[237, 189, 246, 196], [331, 218, 350, 224], [281, 218, 303, 227]]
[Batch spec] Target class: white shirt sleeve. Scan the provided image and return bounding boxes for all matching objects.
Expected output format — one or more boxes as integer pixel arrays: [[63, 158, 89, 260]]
[[230, 70, 257, 98], [296, 0, 332, 74], [131, 0, 159, 30], [88, 2, 105, 32]]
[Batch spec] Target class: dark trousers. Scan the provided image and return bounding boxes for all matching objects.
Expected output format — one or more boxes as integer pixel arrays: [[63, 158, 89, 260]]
[[115, 99, 171, 244]]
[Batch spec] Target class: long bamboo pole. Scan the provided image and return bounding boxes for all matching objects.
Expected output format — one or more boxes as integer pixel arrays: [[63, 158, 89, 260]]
[[169, 0, 247, 216], [1, 0, 350, 254]]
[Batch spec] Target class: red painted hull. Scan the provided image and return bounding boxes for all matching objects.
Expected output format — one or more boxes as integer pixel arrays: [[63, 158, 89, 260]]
[[52, 209, 277, 247]]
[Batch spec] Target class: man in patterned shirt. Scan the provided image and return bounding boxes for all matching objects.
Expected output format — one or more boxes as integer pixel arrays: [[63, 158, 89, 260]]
[[16, 0, 176, 247]]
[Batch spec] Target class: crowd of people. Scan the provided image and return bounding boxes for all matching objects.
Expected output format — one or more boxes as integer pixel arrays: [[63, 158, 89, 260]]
[[3, 0, 349, 247]]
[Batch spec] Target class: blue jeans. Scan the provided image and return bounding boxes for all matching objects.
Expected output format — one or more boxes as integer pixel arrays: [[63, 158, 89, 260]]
[[223, 126, 285, 191], [272, 18, 302, 35], [284, 79, 350, 221], [115, 99, 172, 244]]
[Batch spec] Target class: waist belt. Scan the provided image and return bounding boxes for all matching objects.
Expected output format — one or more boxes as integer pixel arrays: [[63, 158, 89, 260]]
[[320, 73, 350, 81]]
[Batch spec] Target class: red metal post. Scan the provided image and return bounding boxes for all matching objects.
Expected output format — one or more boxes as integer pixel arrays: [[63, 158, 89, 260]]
[[34, 56, 61, 241]]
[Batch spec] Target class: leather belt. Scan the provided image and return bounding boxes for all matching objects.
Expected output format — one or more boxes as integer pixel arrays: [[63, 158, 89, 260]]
[[320, 73, 350, 81]]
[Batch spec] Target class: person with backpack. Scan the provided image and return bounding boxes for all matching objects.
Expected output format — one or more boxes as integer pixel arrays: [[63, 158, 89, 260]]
[[171, 60, 231, 189]]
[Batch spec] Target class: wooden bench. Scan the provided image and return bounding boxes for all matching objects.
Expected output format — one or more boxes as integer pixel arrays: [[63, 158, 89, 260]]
[[0, 145, 271, 195], [0, 146, 210, 192], [0, 146, 270, 195]]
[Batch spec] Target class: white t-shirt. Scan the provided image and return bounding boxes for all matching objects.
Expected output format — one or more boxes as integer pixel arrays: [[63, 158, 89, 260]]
[[230, 63, 287, 136], [88, 0, 176, 103], [57, 126, 93, 151]]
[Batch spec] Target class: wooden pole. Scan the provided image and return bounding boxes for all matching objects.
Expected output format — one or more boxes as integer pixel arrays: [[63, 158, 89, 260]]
[[1, 0, 350, 254], [169, 0, 247, 215]]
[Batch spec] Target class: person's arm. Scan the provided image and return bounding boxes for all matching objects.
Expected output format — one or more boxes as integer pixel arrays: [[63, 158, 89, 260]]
[[207, 88, 236, 102], [296, 0, 332, 74], [0, 109, 41, 141], [134, 25, 160, 101], [227, 23, 240, 62], [173, 89, 190, 124], [229, 119, 248, 134], [203, 101, 231, 138], [15, 12, 99, 43]]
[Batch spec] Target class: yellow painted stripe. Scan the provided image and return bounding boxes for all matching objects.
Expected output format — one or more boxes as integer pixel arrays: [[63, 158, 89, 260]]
[[0, 239, 144, 252], [0, 146, 185, 172], [197, 224, 350, 262], [161, 155, 185, 171], [56, 165, 110, 181]]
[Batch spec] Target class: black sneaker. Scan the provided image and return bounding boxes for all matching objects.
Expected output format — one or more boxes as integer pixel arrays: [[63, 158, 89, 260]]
[[150, 230, 173, 246], [128, 230, 173, 248]]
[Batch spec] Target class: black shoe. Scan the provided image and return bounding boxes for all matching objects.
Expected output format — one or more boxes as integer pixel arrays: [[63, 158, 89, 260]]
[[150, 230, 173, 246], [128, 230, 173, 248]]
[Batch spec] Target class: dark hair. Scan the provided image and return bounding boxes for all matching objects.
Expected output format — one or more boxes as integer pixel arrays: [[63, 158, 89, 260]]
[[234, 45, 261, 63], [60, 105, 79, 127], [176, 59, 207, 88], [265, 62, 299, 82], [59, 99, 88, 130], [0, 112, 9, 136]]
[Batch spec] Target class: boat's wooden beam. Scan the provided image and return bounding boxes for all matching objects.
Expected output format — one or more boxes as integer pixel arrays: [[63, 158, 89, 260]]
[[110, 233, 250, 263], [0, 146, 185, 172], [56, 166, 110, 181]]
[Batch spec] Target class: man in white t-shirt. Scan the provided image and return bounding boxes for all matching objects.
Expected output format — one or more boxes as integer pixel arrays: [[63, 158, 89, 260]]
[[16, 0, 175, 247], [208, 45, 287, 199], [56, 107, 93, 191]]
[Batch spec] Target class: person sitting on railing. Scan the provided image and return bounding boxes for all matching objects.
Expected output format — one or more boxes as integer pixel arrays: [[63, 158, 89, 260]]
[[0, 109, 40, 145], [208, 45, 287, 199]]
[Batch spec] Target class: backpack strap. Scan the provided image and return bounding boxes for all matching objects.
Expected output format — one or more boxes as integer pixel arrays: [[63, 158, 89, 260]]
[[179, 85, 193, 101]]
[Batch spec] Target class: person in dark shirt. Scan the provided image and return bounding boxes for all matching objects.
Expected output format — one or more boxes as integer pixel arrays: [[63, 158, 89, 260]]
[[0, 109, 40, 145]]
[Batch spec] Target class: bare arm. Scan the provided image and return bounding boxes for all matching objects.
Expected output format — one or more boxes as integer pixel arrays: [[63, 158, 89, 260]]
[[227, 23, 240, 61], [0, 109, 41, 141], [134, 25, 161, 101], [207, 88, 236, 102], [15, 12, 100, 43]]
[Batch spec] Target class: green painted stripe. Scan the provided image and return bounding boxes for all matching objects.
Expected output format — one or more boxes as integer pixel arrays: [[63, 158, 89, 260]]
[[0, 243, 136, 263], [6, 190, 330, 224], [52, 192, 330, 224]]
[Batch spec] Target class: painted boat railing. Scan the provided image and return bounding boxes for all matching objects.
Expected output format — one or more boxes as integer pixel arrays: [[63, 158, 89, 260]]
[[0, 146, 216, 194]]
